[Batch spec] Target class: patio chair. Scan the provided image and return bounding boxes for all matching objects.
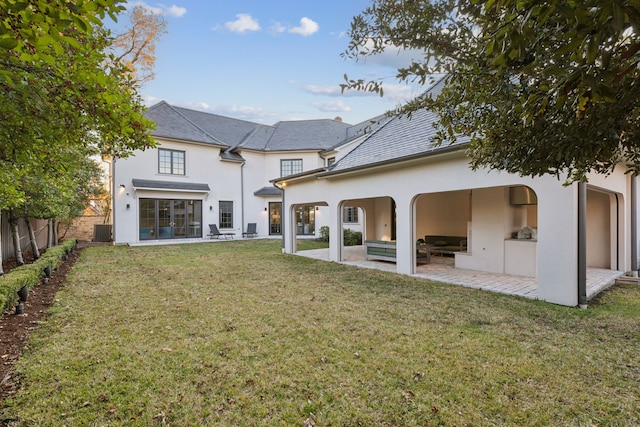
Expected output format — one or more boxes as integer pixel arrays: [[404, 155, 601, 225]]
[[207, 224, 223, 239], [242, 222, 258, 238], [208, 224, 235, 239]]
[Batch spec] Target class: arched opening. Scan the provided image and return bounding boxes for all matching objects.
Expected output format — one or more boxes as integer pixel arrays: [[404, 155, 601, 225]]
[[587, 187, 622, 271]]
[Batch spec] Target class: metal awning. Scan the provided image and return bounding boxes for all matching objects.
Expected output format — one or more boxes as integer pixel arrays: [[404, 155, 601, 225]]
[[131, 179, 210, 192]]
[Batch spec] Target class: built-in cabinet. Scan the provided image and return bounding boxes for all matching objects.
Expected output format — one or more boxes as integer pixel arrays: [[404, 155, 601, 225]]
[[504, 239, 537, 277]]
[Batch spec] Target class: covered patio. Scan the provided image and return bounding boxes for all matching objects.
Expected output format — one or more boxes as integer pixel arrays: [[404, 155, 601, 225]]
[[295, 245, 623, 301]]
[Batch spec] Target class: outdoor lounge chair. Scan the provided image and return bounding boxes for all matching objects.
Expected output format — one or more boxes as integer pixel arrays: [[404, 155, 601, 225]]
[[242, 222, 258, 238], [207, 224, 234, 239]]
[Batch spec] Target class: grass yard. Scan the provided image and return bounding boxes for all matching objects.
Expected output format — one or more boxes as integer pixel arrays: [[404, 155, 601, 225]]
[[2, 239, 639, 426]]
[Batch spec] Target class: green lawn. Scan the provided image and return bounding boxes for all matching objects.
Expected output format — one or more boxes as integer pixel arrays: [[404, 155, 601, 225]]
[[2, 240, 639, 426]]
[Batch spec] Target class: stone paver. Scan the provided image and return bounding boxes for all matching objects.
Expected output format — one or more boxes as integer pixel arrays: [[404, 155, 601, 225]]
[[296, 245, 622, 302]]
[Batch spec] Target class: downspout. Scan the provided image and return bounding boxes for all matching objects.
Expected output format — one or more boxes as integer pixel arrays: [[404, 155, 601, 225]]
[[112, 157, 117, 244], [241, 160, 246, 233], [631, 174, 638, 275], [281, 185, 285, 252], [578, 182, 587, 308]]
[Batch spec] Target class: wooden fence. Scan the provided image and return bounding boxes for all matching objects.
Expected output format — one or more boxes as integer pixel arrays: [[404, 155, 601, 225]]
[[1, 212, 49, 261]]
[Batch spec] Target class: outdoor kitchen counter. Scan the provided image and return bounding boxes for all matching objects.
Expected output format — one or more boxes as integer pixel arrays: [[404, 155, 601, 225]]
[[504, 239, 537, 278]]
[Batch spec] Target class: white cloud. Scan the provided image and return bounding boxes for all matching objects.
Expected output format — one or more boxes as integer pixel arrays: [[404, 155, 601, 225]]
[[130, 2, 186, 17], [225, 14, 261, 33], [304, 84, 341, 96], [165, 5, 187, 17], [352, 38, 424, 69], [379, 83, 418, 104], [270, 22, 287, 34], [304, 84, 378, 98], [289, 17, 319, 36], [310, 100, 351, 113]]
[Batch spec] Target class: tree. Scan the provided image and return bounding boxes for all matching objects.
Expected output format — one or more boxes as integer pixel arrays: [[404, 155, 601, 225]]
[[343, 0, 640, 181], [0, 1, 156, 266], [110, 5, 168, 85]]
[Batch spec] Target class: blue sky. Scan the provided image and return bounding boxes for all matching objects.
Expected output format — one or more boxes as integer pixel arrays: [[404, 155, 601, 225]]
[[113, 1, 424, 125]]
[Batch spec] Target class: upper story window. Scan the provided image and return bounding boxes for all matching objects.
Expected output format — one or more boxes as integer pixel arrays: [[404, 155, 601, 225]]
[[343, 207, 359, 223], [280, 159, 302, 177], [159, 148, 185, 175]]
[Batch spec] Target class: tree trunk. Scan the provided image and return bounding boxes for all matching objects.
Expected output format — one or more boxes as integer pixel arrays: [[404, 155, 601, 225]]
[[47, 219, 53, 248], [53, 220, 59, 246], [0, 211, 4, 276], [8, 209, 24, 266], [25, 217, 41, 259]]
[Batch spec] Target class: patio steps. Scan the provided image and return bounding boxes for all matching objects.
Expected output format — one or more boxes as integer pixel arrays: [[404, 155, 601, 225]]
[[615, 275, 640, 286]]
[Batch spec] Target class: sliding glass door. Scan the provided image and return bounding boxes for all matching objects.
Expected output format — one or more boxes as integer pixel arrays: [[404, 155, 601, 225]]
[[139, 198, 202, 240]]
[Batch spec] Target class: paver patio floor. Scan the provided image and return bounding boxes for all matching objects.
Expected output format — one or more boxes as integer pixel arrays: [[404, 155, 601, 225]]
[[295, 245, 623, 302]]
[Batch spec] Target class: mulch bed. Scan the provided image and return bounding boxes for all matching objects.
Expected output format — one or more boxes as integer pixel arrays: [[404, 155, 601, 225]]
[[0, 245, 85, 401]]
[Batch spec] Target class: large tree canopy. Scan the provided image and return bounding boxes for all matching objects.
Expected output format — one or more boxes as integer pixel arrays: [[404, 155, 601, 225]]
[[343, 0, 640, 181], [0, 0, 156, 210]]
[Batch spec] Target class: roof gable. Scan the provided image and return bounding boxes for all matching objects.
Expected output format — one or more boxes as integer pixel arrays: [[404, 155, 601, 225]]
[[172, 106, 267, 147], [145, 101, 225, 146]]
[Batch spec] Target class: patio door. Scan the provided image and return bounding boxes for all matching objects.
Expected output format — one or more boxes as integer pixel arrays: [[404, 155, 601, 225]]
[[296, 205, 315, 235], [140, 198, 202, 240], [269, 202, 281, 235]]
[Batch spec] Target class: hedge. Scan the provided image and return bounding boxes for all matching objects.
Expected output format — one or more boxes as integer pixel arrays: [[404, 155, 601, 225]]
[[0, 239, 77, 314]]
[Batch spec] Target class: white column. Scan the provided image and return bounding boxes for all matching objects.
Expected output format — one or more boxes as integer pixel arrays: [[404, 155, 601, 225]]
[[395, 196, 414, 275], [537, 183, 579, 306]]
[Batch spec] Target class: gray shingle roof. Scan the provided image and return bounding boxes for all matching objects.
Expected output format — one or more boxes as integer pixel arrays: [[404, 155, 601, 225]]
[[220, 149, 245, 162], [172, 106, 267, 147], [132, 179, 210, 192], [253, 186, 283, 196], [326, 77, 469, 173], [237, 119, 351, 151], [146, 102, 353, 152], [145, 102, 225, 146]]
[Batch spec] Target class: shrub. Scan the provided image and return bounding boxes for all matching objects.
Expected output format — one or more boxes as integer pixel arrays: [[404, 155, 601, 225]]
[[343, 228, 362, 246], [0, 239, 77, 314], [319, 226, 330, 242]]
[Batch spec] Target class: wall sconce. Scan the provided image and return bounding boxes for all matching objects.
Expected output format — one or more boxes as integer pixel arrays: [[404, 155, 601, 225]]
[[264, 207, 268, 212], [209, 206, 213, 210], [119, 184, 125, 188], [126, 204, 130, 209], [315, 206, 319, 211]]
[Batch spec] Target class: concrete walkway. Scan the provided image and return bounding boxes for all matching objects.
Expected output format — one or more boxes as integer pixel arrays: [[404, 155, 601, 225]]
[[295, 245, 623, 302]]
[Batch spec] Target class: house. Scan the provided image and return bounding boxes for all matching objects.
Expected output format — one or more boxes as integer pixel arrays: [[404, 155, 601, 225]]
[[114, 80, 639, 307], [112, 102, 378, 245], [272, 78, 640, 307]]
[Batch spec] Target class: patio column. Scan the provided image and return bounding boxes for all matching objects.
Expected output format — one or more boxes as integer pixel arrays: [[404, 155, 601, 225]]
[[632, 174, 638, 274], [536, 183, 579, 306], [578, 182, 588, 308], [328, 203, 342, 263], [395, 196, 414, 275]]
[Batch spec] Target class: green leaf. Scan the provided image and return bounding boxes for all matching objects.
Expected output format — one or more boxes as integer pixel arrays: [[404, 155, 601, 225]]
[[0, 37, 19, 50]]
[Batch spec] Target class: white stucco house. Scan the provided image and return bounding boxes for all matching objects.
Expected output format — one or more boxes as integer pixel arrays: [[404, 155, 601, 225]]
[[114, 79, 639, 307], [113, 101, 375, 246], [272, 78, 640, 307]]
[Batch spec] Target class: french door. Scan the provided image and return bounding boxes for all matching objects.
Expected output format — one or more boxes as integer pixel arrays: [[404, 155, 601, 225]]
[[269, 202, 281, 235], [140, 198, 202, 240]]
